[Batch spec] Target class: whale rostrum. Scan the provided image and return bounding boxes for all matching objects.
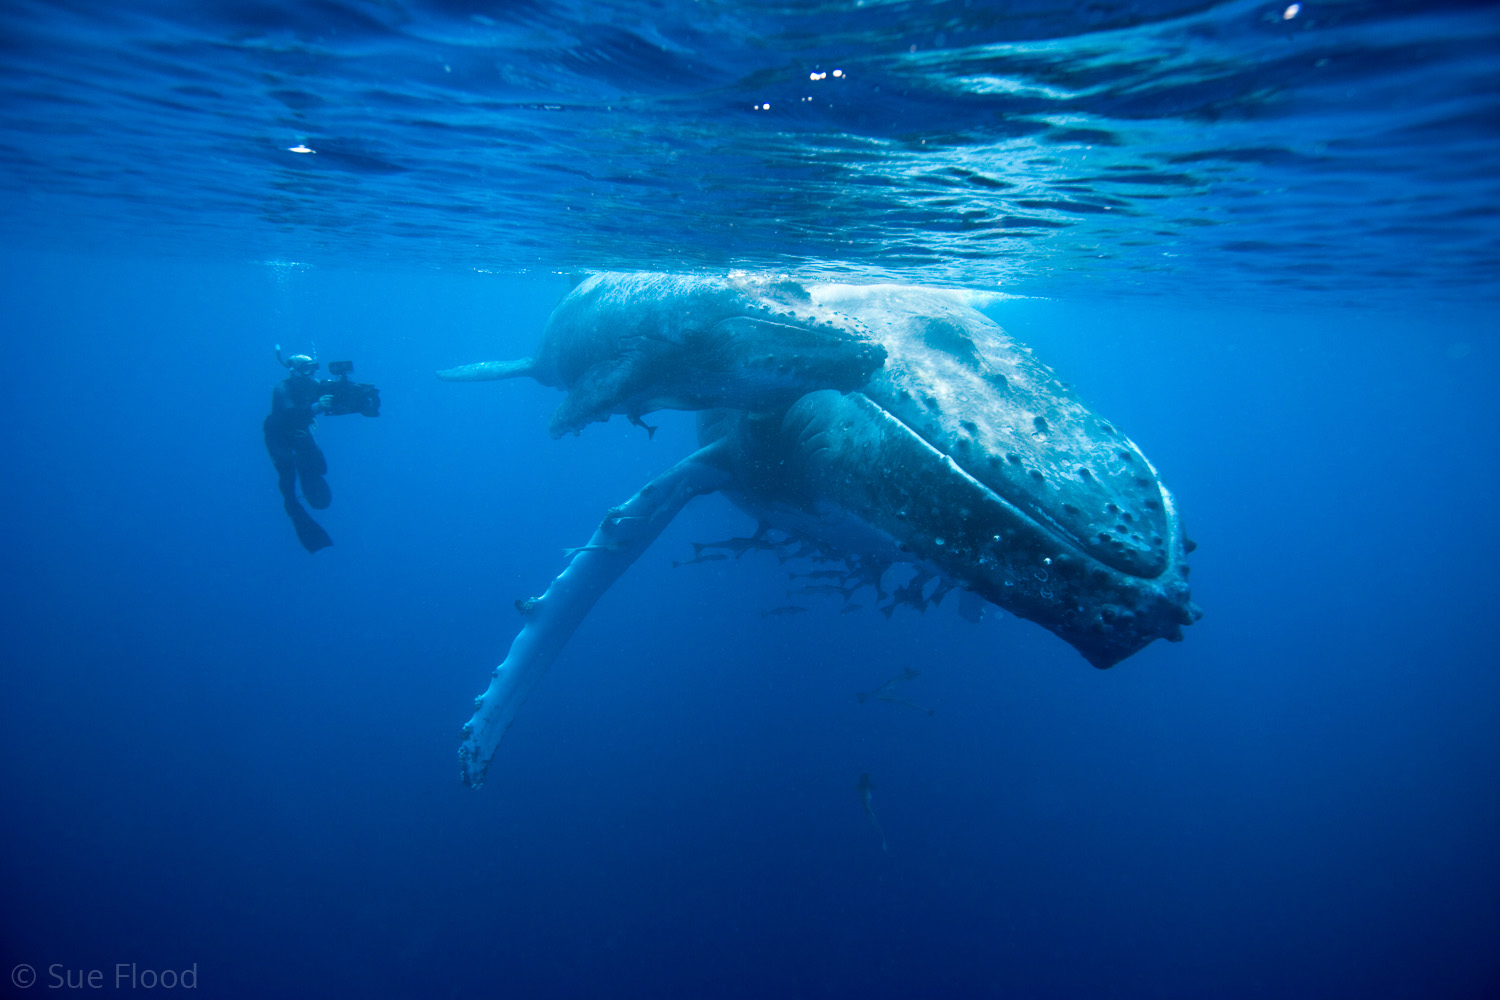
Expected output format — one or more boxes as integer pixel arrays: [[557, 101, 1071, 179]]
[[443, 272, 1200, 788]]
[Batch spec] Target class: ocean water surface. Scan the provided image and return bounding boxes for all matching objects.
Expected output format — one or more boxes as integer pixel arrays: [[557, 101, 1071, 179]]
[[1, 2, 1497, 998]]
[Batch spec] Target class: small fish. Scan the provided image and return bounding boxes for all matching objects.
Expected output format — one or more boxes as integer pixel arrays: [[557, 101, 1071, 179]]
[[788, 569, 848, 582], [672, 552, 729, 568], [775, 540, 834, 565], [692, 536, 767, 558], [880, 694, 935, 716], [856, 666, 933, 715], [761, 605, 809, 618], [881, 570, 936, 616], [787, 584, 853, 599], [856, 773, 888, 851]]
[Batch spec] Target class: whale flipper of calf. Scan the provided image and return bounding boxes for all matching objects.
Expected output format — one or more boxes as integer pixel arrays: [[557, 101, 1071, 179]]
[[438, 272, 887, 438], [443, 273, 1200, 788]]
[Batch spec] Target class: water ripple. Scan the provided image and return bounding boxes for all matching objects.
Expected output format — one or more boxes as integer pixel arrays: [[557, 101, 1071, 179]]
[[0, 0, 1495, 301]]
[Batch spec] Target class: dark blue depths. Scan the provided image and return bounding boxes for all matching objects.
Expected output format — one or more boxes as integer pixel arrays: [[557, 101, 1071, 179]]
[[1, 254, 1497, 999]]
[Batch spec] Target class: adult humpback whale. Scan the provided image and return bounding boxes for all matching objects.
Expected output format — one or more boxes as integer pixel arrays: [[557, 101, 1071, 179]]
[[440, 272, 1200, 788]]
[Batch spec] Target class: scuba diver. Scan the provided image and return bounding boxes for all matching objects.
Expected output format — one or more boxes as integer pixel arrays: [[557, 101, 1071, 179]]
[[265, 346, 381, 553]]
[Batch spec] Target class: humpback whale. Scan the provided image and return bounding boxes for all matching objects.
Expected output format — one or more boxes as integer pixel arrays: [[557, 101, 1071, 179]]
[[441, 272, 1200, 788]]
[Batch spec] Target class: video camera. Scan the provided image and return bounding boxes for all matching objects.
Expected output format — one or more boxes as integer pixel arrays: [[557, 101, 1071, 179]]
[[322, 360, 382, 417]]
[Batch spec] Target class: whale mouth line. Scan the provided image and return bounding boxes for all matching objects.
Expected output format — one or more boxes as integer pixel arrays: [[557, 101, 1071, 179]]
[[863, 397, 1171, 582], [861, 396, 1114, 574]]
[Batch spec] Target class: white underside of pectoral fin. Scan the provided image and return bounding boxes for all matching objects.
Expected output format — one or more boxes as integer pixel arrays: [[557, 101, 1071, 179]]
[[435, 358, 537, 381], [458, 440, 732, 788]]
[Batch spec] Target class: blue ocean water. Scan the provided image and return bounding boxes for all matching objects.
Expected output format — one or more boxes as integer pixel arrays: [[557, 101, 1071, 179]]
[[1, 2, 1497, 998]]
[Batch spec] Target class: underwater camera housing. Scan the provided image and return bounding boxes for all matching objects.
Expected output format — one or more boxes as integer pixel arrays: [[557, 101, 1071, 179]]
[[323, 360, 381, 417]]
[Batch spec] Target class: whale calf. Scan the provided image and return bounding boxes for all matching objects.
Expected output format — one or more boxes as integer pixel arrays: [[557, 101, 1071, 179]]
[[439, 271, 887, 438]]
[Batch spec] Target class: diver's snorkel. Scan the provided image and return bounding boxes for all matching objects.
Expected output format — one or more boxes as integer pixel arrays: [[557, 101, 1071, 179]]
[[275, 344, 291, 370]]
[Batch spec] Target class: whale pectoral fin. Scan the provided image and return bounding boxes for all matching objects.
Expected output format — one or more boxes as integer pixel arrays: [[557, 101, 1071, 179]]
[[711, 314, 886, 392], [436, 358, 538, 382], [547, 356, 637, 437], [458, 439, 733, 788]]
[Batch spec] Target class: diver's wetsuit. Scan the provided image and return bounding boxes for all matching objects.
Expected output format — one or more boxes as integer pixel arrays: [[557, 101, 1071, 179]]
[[264, 373, 335, 552]]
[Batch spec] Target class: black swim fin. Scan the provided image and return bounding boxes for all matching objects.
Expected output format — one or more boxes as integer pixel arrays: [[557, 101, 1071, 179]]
[[284, 501, 333, 553]]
